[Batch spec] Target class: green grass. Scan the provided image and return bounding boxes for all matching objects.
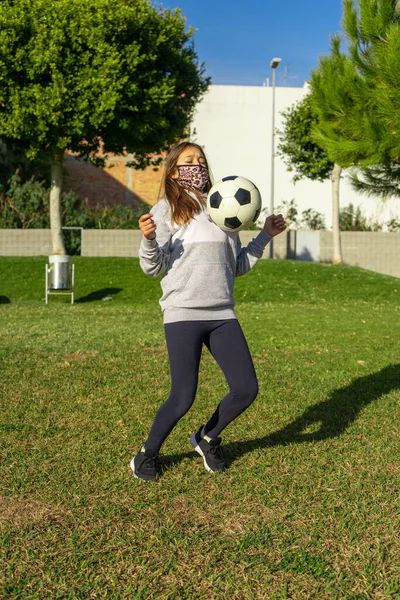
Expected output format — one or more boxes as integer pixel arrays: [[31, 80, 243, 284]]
[[1, 257, 399, 599]]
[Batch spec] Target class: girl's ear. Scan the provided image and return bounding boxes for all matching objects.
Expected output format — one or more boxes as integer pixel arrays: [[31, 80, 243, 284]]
[[171, 167, 179, 180]]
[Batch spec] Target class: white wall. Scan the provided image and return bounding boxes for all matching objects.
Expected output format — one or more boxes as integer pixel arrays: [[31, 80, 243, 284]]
[[191, 84, 400, 229]]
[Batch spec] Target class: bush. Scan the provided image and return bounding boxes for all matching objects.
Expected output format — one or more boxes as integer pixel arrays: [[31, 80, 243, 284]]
[[275, 200, 325, 230], [275, 199, 299, 229], [0, 171, 150, 254], [300, 208, 326, 230], [386, 218, 400, 232], [0, 142, 50, 190], [339, 203, 373, 231], [0, 172, 51, 229]]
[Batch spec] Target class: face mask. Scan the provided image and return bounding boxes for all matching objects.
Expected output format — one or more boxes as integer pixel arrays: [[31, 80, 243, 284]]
[[176, 164, 209, 192]]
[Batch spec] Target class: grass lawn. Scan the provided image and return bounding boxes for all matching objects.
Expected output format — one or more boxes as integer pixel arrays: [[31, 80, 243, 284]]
[[0, 256, 399, 599]]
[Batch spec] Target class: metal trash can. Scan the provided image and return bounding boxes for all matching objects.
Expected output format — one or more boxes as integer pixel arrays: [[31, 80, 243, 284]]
[[48, 255, 71, 290]]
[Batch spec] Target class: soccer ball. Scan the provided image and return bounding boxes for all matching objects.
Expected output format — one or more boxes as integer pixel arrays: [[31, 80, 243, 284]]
[[207, 176, 262, 232]]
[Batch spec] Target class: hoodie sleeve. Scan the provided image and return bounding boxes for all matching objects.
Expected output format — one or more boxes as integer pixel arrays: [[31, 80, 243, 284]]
[[139, 199, 173, 277], [235, 230, 272, 277]]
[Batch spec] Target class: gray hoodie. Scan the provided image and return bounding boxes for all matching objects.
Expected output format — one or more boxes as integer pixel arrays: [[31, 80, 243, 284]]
[[139, 197, 271, 323]]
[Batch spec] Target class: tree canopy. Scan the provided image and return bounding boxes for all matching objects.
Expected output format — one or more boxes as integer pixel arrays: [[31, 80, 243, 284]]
[[277, 94, 333, 183], [0, 0, 210, 253], [0, 0, 209, 166], [310, 0, 400, 198]]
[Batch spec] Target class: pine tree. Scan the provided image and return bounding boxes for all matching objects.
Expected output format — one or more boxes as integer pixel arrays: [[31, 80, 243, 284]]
[[309, 37, 363, 263], [311, 0, 400, 204], [347, 0, 400, 197]]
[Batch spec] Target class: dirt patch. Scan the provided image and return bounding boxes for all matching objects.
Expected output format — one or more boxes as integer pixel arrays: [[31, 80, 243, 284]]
[[161, 491, 272, 537], [0, 496, 66, 527], [63, 351, 98, 361]]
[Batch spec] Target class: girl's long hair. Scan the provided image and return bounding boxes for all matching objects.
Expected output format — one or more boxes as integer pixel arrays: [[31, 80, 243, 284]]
[[160, 142, 212, 227]]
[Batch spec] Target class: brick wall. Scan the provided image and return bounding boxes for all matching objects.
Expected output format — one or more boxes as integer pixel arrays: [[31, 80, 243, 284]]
[[63, 152, 163, 209]]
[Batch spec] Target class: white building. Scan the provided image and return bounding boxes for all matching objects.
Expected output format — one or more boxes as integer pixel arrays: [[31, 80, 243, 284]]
[[190, 84, 400, 230]]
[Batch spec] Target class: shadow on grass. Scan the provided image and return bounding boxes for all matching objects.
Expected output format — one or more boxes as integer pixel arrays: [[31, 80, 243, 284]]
[[161, 364, 400, 471], [76, 288, 123, 303], [0, 296, 10, 304]]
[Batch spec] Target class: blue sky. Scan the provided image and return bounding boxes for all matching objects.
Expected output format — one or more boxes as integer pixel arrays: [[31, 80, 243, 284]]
[[163, 0, 344, 87]]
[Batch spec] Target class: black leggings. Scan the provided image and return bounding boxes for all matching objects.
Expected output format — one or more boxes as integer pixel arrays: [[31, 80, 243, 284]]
[[144, 319, 258, 452]]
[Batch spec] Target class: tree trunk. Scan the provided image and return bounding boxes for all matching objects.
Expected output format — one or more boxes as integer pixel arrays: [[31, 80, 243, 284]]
[[50, 148, 66, 255], [331, 163, 342, 265]]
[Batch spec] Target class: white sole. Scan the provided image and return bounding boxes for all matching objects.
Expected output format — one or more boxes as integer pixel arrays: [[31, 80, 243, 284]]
[[129, 457, 139, 479], [190, 434, 215, 473]]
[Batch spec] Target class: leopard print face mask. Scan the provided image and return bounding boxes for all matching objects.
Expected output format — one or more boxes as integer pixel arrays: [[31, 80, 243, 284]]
[[176, 165, 209, 192]]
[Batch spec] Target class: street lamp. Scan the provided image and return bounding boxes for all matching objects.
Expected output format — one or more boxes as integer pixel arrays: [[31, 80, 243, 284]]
[[269, 57, 282, 259]]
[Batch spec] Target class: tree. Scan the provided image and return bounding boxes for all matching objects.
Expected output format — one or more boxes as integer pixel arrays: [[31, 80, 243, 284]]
[[311, 0, 400, 203], [0, 0, 209, 254], [277, 94, 343, 262], [344, 0, 400, 198], [309, 33, 369, 264], [351, 163, 400, 198], [277, 94, 333, 184]]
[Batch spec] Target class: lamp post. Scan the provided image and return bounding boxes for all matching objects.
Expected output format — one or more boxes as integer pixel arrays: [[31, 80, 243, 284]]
[[269, 57, 282, 259]]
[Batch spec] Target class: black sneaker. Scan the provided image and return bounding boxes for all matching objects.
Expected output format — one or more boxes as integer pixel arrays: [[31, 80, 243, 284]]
[[130, 447, 159, 481], [190, 426, 226, 473]]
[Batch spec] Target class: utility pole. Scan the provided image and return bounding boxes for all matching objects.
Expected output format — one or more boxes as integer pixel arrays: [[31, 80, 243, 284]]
[[269, 57, 282, 259]]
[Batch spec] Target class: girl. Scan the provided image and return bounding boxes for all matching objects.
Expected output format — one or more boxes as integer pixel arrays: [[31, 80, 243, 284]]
[[131, 142, 286, 480]]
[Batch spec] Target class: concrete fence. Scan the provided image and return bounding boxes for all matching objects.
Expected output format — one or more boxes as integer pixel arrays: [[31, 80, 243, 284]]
[[1, 228, 399, 278], [0, 229, 53, 256], [319, 231, 400, 278], [81, 229, 142, 257]]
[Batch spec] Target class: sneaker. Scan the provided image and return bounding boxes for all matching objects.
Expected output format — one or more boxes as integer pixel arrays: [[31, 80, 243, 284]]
[[190, 426, 226, 473], [130, 447, 159, 481]]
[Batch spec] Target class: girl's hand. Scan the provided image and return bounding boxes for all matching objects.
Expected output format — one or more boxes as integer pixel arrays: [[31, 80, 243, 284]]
[[263, 214, 286, 237], [139, 214, 156, 240]]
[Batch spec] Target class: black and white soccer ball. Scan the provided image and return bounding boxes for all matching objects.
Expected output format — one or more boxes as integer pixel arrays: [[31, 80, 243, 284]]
[[207, 176, 262, 232]]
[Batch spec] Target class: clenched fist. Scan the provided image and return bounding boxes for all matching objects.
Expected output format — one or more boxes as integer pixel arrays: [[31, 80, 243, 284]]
[[139, 214, 157, 240], [263, 214, 286, 237]]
